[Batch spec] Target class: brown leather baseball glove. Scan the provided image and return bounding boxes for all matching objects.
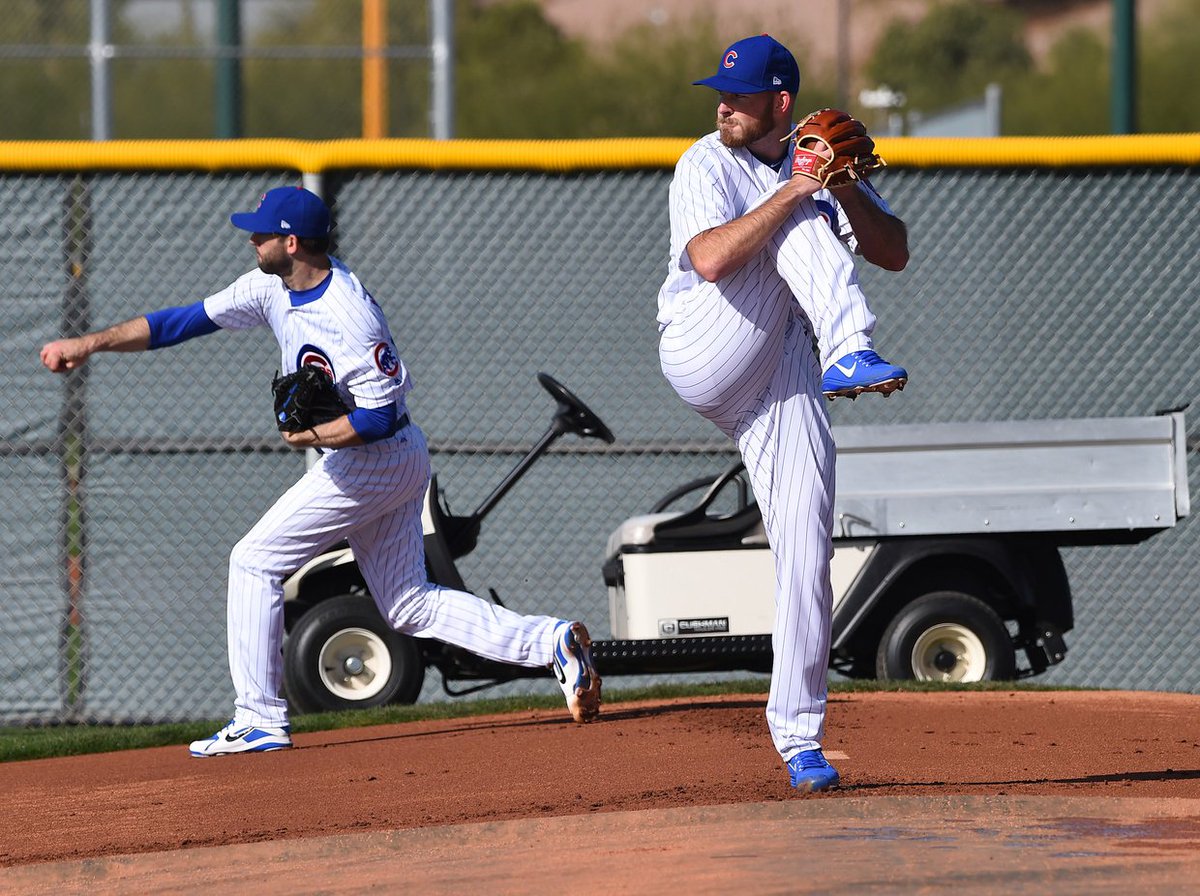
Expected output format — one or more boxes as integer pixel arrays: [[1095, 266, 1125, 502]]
[[787, 108, 886, 189]]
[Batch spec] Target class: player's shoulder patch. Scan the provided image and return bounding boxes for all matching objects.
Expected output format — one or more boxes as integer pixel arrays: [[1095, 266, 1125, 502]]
[[374, 342, 401, 378]]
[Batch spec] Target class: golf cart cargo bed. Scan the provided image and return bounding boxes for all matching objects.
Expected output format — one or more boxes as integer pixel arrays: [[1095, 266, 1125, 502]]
[[832, 412, 1189, 542]]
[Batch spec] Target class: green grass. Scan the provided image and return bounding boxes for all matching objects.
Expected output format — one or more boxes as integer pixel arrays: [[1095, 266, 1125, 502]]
[[0, 678, 1079, 764]]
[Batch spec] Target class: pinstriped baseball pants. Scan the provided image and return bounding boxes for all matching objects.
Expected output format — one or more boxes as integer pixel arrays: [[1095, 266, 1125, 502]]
[[226, 424, 560, 728], [760, 184, 876, 372], [659, 262, 837, 761]]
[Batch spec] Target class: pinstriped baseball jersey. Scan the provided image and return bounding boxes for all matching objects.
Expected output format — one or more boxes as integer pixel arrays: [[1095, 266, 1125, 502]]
[[204, 256, 409, 416], [658, 131, 888, 371]]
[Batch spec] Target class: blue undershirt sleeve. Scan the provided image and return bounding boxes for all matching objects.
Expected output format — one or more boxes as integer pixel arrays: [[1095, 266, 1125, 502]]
[[145, 301, 221, 349], [347, 404, 398, 444]]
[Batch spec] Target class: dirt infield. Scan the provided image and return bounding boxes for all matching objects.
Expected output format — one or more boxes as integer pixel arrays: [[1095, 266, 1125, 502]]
[[2, 690, 1200, 891]]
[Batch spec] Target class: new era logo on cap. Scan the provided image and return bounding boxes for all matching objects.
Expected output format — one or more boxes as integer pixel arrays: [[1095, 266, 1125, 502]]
[[693, 34, 801, 95]]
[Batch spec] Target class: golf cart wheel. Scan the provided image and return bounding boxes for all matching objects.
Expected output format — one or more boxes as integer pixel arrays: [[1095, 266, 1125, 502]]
[[875, 591, 1016, 683], [284, 594, 425, 713]]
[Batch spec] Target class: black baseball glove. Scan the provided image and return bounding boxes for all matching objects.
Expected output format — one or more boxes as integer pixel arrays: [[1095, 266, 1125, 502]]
[[271, 366, 350, 432]]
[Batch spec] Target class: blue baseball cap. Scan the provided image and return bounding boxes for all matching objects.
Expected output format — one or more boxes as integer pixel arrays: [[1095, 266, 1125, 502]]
[[230, 186, 331, 238], [693, 34, 800, 94]]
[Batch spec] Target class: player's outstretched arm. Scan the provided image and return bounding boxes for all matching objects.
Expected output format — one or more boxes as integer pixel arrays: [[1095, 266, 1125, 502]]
[[40, 316, 152, 373]]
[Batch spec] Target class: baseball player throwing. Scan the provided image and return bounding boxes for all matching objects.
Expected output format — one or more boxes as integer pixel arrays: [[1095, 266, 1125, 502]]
[[40, 186, 602, 756], [657, 35, 910, 791]]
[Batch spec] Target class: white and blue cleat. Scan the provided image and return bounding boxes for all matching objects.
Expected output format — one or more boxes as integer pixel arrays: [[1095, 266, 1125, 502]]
[[787, 748, 840, 792], [552, 621, 602, 723], [189, 720, 293, 757], [821, 350, 907, 400]]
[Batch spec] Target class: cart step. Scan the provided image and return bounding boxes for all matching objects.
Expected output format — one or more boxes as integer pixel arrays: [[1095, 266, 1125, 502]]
[[591, 635, 773, 676]]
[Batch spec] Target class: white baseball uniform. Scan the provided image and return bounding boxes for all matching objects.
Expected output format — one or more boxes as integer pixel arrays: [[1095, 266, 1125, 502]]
[[203, 258, 561, 728], [657, 132, 886, 761]]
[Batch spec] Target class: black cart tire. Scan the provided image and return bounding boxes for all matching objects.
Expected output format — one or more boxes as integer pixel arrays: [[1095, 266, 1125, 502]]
[[875, 591, 1016, 683], [284, 594, 425, 713]]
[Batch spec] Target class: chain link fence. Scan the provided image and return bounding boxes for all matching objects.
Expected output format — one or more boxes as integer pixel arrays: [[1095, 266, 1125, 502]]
[[3, 158, 1198, 725]]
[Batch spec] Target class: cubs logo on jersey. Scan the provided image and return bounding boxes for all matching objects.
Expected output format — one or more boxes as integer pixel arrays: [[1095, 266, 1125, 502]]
[[815, 198, 838, 231], [296, 344, 335, 378], [374, 342, 401, 378]]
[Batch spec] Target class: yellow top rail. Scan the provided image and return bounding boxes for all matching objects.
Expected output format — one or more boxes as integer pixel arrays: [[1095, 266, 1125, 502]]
[[0, 134, 1197, 173]]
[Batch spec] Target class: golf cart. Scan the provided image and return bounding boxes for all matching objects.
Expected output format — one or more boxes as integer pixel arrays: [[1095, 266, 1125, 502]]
[[280, 375, 1191, 713]]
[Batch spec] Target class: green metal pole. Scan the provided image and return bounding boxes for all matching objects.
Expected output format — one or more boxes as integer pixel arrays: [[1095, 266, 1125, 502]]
[[216, 0, 242, 138], [1111, 0, 1136, 134]]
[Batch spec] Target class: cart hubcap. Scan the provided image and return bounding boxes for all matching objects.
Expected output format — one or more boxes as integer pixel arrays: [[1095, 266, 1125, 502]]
[[318, 627, 392, 701], [911, 623, 987, 682]]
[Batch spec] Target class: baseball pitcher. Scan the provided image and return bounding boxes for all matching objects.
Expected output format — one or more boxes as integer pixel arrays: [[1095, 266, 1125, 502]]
[[40, 186, 602, 756], [657, 35, 911, 791]]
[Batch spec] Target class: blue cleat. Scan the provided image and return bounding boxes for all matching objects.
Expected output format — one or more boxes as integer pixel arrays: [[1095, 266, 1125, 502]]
[[189, 720, 293, 757], [821, 350, 907, 400], [787, 749, 840, 792], [552, 621, 602, 723]]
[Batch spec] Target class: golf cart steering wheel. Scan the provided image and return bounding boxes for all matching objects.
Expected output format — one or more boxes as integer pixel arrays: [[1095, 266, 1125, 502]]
[[538, 372, 615, 444]]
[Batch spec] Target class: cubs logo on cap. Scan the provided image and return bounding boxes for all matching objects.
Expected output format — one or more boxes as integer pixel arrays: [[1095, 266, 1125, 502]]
[[693, 34, 800, 94]]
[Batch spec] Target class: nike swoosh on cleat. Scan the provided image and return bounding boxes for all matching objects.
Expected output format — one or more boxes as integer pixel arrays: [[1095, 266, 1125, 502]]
[[552, 654, 567, 684], [834, 361, 857, 376]]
